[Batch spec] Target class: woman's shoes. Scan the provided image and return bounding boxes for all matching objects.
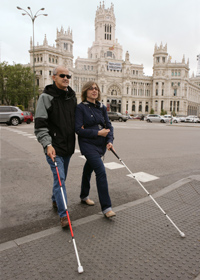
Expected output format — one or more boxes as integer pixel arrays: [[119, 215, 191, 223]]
[[104, 210, 116, 218], [81, 199, 95, 206]]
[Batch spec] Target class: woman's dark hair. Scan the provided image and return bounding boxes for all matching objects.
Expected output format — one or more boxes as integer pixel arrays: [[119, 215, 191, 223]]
[[81, 81, 101, 102]]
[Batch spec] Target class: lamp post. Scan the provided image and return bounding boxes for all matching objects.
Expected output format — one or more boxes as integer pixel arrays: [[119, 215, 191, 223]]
[[17, 6, 48, 115]]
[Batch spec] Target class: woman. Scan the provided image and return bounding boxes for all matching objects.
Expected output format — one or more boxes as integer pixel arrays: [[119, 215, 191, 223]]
[[75, 81, 116, 218]]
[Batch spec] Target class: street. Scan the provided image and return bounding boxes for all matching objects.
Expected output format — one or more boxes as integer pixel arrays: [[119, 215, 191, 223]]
[[1, 121, 200, 243]]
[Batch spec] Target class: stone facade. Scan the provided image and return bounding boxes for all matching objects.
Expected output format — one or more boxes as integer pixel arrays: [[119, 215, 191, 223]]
[[29, 2, 200, 117]]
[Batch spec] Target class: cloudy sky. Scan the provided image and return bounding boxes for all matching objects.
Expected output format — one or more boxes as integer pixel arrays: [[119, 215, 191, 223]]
[[1, 0, 199, 76]]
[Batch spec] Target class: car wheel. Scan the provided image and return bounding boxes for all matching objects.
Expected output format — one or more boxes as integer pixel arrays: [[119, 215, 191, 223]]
[[147, 119, 151, 122], [174, 120, 177, 123], [26, 119, 31, 124], [119, 118, 122, 122], [123, 120, 127, 122], [160, 120, 165, 123], [11, 117, 19, 126]]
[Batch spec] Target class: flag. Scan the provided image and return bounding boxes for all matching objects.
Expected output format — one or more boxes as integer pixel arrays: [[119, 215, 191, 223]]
[[109, 45, 114, 50]]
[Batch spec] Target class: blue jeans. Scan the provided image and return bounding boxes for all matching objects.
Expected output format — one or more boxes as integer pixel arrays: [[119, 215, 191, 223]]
[[80, 153, 112, 213], [46, 155, 71, 218]]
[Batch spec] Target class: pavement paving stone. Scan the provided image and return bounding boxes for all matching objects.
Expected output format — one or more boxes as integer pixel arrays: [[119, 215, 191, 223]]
[[0, 178, 200, 280]]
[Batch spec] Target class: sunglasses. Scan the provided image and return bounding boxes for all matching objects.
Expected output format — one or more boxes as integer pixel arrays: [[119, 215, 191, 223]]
[[58, 74, 72, 79], [88, 87, 98, 91]]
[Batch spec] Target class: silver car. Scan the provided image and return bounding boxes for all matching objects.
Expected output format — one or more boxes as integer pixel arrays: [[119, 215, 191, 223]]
[[145, 114, 165, 123], [0, 106, 24, 126], [107, 112, 128, 122]]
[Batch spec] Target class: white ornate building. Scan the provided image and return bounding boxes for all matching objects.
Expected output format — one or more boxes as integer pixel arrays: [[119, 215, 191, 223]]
[[29, 2, 200, 116]]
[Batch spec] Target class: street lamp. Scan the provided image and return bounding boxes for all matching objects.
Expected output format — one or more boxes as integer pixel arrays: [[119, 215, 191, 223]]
[[17, 6, 48, 115]]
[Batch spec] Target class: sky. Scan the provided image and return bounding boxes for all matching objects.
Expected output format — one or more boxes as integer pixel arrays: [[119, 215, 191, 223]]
[[0, 0, 200, 77]]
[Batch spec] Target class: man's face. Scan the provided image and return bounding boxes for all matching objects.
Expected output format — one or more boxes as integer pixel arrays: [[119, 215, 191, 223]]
[[52, 67, 70, 90]]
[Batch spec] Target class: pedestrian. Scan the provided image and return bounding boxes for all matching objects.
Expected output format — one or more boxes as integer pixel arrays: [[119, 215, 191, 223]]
[[34, 65, 77, 228], [75, 81, 116, 218]]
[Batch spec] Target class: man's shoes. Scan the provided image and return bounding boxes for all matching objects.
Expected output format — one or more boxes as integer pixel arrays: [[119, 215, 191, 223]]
[[60, 216, 69, 228], [81, 199, 95, 206], [104, 210, 116, 218], [52, 201, 57, 209]]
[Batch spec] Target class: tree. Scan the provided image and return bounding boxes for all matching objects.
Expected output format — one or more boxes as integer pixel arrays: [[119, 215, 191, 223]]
[[160, 109, 167, 115], [0, 62, 39, 110], [150, 108, 154, 114]]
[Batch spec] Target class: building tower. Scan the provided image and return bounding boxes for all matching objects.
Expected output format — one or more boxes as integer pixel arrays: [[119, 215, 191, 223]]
[[87, 1, 123, 60], [55, 26, 74, 68]]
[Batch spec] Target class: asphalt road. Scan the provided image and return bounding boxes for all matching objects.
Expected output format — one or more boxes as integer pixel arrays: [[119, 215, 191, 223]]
[[1, 120, 200, 243]]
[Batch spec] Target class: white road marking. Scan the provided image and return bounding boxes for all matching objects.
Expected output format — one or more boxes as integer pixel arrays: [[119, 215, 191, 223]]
[[104, 162, 125, 170], [127, 172, 159, 182]]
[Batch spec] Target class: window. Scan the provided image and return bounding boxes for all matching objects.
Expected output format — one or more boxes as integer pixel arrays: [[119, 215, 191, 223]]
[[127, 87, 129, 94], [139, 102, 142, 112], [170, 101, 172, 111], [172, 72, 174, 76], [161, 100, 164, 110], [40, 70, 42, 75], [156, 89, 158, 96], [156, 57, 160, 63], [104, 24, 112, 40], [37, 79, 39, 86], [49, 71, 51, 75], [177, 101, 179, 112], [162, 89, 164, 96], [162, 57, 165, 63], [126, 101, 128, 111], [174, 89, 177, 96], [132, 101, 135, 111], [133, 70, 135, 75], [145, 102, 149, 112]]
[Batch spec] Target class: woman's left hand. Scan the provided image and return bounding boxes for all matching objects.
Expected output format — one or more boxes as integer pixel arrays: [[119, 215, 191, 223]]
[[107, 142, 114, 151]]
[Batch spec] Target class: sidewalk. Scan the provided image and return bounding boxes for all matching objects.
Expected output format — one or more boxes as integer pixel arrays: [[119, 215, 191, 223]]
[[1, 175, 200, 280]]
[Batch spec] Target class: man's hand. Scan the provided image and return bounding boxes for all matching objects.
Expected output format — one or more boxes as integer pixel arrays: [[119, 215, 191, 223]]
[[47, 145, 56, 162], [98, 128, 110, 137]]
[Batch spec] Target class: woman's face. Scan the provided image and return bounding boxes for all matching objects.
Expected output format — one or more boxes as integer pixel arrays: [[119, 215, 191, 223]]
[[86, 84, 99, 103]]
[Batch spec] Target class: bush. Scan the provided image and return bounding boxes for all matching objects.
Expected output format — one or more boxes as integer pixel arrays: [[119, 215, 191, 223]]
[[18, 105, 24, 111]]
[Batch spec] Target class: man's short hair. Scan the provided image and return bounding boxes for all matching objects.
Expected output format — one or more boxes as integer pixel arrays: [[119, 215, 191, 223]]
[[53, 65, 68, 76]]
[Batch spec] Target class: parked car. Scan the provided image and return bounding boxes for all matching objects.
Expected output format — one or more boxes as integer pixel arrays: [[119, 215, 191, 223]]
[[132, 115, 141, 119], [145, 114, 169, 123], [185, 115, 200, 123], [23, 111, 33, 124], [0, 105, 24, 126], [159, 115, 171, 123], [178, 116, 186, 122], [163, 115, 180, 123], [107, 112, 129, 122]]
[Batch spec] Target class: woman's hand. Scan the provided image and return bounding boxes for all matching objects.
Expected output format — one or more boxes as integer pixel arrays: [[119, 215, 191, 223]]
[[107, 142, 114, 151], [98, 128, 110, 137]]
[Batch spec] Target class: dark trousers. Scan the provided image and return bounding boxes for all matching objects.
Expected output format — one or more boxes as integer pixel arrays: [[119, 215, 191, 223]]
[[80, 153, 112, 212]]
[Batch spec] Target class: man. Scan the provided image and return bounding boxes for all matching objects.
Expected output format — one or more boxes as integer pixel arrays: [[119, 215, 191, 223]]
[[34, 65, 77, 228]]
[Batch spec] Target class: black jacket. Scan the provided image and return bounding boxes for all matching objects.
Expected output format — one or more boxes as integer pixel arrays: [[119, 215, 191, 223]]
[[34, 83, 77, 157]]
